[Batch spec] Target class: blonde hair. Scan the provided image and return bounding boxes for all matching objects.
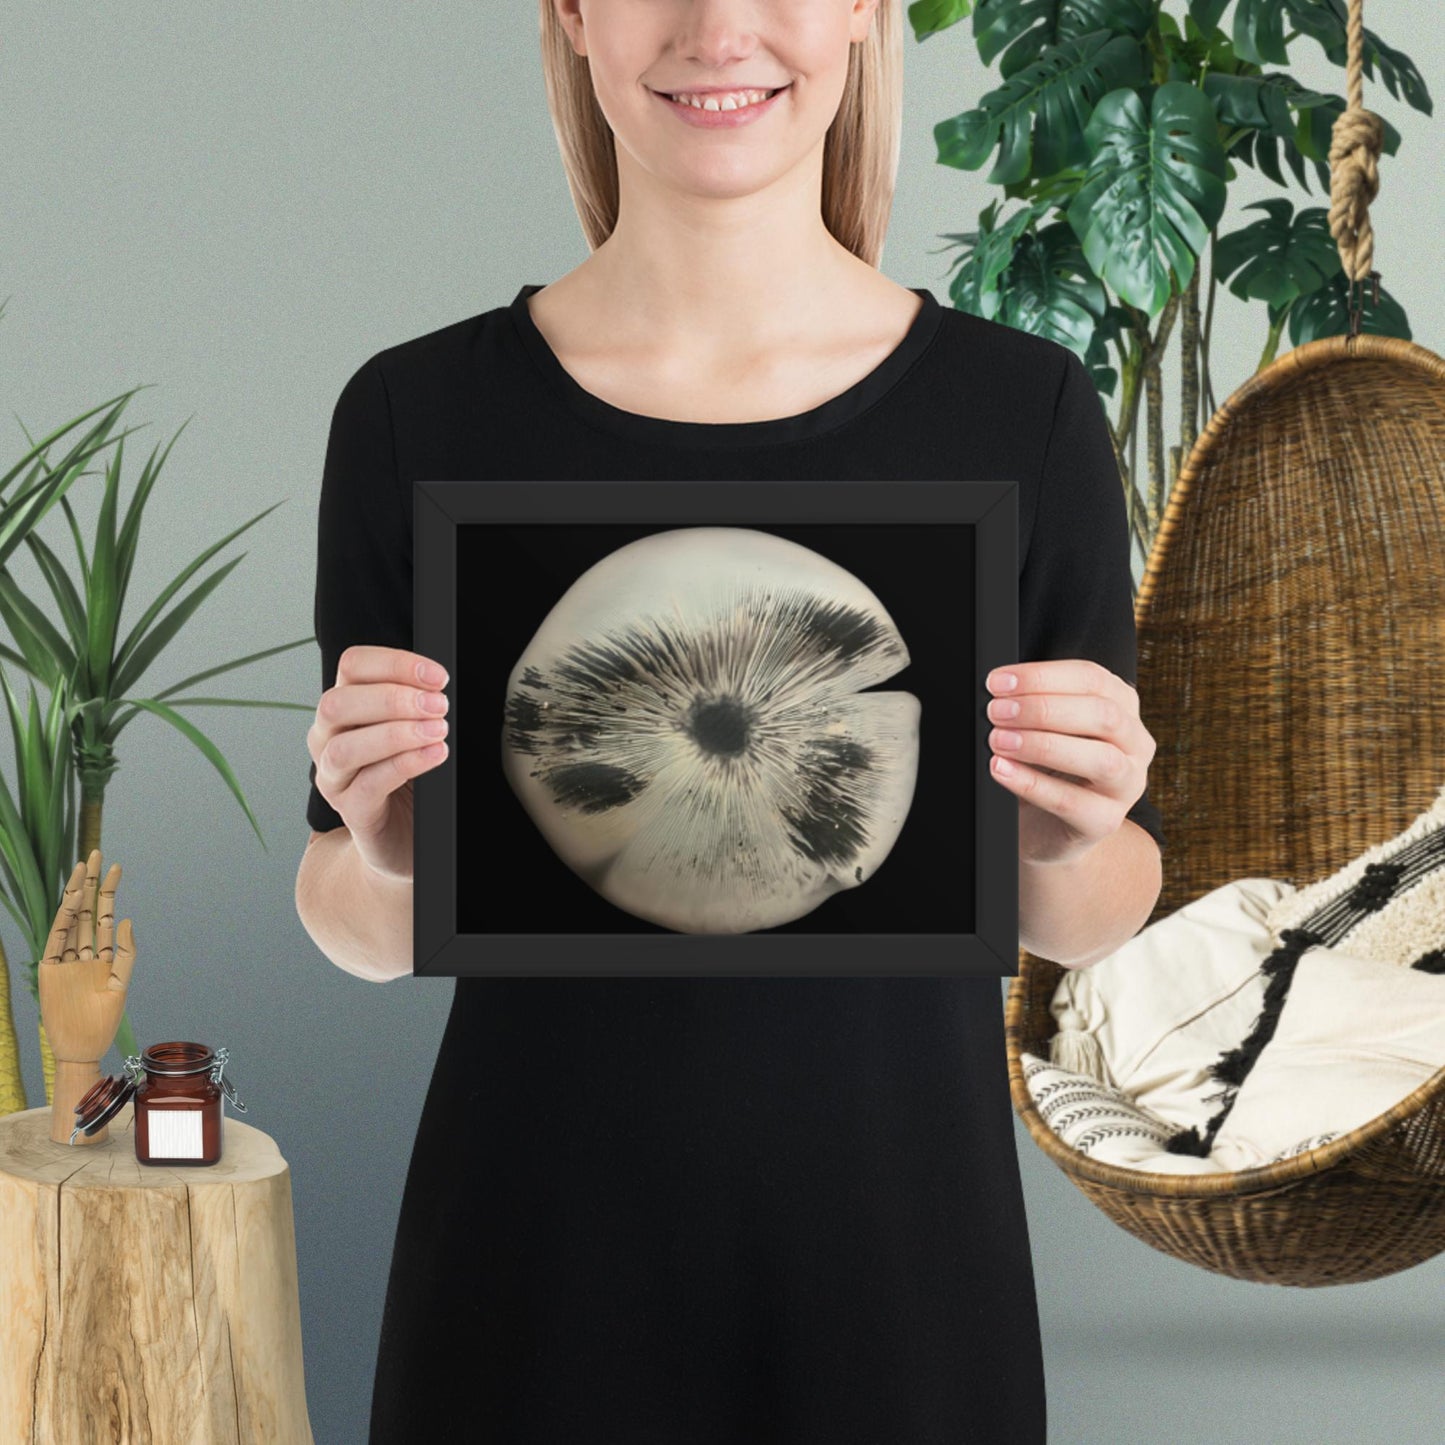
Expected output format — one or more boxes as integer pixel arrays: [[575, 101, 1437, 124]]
[[537, 0, 903, 267]]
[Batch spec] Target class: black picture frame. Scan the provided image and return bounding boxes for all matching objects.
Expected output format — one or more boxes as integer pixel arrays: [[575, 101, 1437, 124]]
[[413, 478, 1018, 977]]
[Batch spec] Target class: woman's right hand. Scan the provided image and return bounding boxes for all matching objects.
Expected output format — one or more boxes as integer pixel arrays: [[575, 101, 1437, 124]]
[[307, 645, 450, 882]]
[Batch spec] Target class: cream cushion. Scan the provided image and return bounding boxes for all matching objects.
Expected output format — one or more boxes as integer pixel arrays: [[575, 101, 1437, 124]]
[[1210, 948, 1445, 1172], [1049, 878, 1295, 1133]]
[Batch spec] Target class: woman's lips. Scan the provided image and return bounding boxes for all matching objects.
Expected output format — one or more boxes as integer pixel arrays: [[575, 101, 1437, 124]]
[[653, 84, 790, 129]]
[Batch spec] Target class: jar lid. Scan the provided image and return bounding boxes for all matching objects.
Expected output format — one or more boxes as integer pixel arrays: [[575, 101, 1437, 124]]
[[142, 1040, 217, 1076], [70, 1072, 136, 1144]]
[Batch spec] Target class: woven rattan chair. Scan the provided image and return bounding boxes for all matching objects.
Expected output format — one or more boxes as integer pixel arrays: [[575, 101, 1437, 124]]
[[1005, 333, 1445, 1286]]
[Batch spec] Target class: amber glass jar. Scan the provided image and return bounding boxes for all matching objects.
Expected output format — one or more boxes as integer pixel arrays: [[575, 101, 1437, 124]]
[[70, 1041, 246, 1165]]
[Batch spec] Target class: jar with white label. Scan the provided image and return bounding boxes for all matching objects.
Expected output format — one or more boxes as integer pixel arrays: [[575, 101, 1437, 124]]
[[70, 1041, 246, 1165]]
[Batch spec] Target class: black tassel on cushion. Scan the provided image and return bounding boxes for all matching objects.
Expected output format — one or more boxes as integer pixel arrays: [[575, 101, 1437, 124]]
[[1164, 1123, 1211, 1156], [1163, 927, 1324, 1157], [1346, 860, 1405, 912]]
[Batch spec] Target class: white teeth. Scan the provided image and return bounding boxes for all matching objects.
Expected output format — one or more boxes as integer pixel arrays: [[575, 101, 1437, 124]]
[[667, 88, 777, 112]]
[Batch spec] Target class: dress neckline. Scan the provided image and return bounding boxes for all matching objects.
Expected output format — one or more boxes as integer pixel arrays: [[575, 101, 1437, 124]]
[[507, 282, 943, 449]]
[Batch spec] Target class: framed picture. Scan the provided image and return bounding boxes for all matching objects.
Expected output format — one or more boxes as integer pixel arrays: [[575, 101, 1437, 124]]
[[413, 478, 1018, 977]]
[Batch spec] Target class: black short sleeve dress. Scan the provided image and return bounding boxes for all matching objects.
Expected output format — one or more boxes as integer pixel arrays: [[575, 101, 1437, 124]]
[[307, 283, 1166, 1445]]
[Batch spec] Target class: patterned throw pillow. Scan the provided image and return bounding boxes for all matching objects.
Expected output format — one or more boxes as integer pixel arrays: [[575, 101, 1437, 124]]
[[1264, 779, 1445, 971], [1164, 779, 1445, 1161], [1020, 1052, 1328, 1175], [1020, 1052, 1223, 1172]]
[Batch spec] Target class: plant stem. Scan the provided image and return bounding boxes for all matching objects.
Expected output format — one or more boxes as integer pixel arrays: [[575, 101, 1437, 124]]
[[1145, 292, 1180, 534], [1180, 264, 1202, 467], [0, 941, 25, 1113], [1202, 226, 1219, 418], [1258, 306, 1289, 370]]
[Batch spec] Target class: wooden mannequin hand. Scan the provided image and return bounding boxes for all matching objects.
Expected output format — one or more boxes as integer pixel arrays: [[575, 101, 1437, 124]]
[[40, 849, 137, 1061], [41, 851, 137, 1144]]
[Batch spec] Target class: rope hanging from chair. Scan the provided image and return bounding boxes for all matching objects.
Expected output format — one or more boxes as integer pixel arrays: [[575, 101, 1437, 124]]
[[1328, 0, 1385, 331]]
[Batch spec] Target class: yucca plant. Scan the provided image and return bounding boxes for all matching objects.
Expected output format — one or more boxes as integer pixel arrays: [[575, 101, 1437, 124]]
[[913, 0, 1431, 573], [0, 382, 317, 1110], [0, 373, 141, 1113]]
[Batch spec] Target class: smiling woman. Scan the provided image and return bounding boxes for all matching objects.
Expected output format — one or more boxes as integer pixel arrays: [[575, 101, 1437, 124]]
[[298, 0, 1160, 1440], [537, 0, 902, 263]]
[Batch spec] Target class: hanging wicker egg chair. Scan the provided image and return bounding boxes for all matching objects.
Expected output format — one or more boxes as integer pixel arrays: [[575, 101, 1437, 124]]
[[1004, 2, 1445, 1286]]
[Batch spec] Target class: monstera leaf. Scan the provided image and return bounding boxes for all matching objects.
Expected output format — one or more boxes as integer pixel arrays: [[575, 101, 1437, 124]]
[[1213, 199, 1340, 307], [1289, 270, 1412, 344], [947, 201, 1113, 374], [1229, 0, 1290, 66], [935, 29, 1147, 184], [1283, 0, 1433, 114], [945, 198, 1052, 318], [973, 0, 1154, 79], [1204, 71, 1331, 138], [908, 0, 974, 42], [1068, 81, 1228, 312]]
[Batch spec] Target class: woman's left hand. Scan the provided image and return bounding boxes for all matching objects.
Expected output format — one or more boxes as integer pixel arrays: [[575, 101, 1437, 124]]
[[985, 659, 1157, 865]]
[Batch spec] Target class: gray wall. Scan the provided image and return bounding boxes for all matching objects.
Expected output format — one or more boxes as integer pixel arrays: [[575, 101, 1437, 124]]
[[6, 6, 1442, 1442]]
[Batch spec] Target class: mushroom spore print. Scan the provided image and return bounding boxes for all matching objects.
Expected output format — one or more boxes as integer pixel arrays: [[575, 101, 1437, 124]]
[[499, 526, 922, 933]]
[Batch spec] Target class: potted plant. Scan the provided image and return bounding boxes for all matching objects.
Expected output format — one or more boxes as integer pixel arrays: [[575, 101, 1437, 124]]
[[0, 309, 317, 1110], [912, 0, 1430, 568]]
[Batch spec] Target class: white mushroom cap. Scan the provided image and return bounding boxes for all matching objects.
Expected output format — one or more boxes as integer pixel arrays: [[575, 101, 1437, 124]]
[[500, 526, 920, 933]]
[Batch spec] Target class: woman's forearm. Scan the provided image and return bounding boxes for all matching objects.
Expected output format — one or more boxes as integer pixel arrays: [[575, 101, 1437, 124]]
[[295, 828, 414, 982], [1018, 819, 1162, 970]]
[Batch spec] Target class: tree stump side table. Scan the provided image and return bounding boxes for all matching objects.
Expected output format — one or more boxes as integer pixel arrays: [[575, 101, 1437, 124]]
[[0, 1101, 314, 1444]]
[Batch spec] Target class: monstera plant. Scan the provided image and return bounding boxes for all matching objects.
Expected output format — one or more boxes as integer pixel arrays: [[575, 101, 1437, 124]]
[[912, 0, 1431, 566]]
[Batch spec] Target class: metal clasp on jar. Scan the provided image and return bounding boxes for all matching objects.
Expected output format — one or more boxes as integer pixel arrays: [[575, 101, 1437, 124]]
[[209, 1045, 247, 1113]]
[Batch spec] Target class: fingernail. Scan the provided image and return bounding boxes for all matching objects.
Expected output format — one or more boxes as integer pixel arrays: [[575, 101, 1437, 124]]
[[419, 662, 447, 686], [990, 671, 1017, 692]]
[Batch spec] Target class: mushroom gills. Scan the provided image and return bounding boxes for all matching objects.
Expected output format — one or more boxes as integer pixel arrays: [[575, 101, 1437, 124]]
[[499, 526, 921, 934]]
